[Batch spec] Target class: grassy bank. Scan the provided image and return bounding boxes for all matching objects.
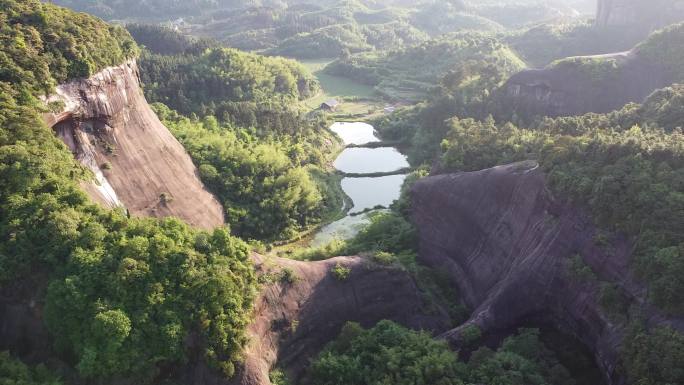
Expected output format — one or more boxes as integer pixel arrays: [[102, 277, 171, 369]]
[[301, 58, 383, 118]]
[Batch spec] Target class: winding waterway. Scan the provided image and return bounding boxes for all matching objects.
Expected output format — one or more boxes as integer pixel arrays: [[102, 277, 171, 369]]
[[311, 122, 409, 247]]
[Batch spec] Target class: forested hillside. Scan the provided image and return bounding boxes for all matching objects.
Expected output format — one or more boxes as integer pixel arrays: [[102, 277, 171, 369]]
[[310, 321, 600, 385], [49, 0, 254, 19], [325, 33, 525, 101], [132, 24, 319, 120], [53, 0, 590, 60], [6, 1, 684, 385], [125, 25, 339, 241], [0, 1, 255, 382], [377, 83, 684, 385], [497, 22, 684, 120]]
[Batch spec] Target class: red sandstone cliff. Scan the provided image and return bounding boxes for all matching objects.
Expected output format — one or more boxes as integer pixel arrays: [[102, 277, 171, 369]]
[[43, 60, 224, 229], [411, 161, 684, 385], [181, 254, 451, 385]]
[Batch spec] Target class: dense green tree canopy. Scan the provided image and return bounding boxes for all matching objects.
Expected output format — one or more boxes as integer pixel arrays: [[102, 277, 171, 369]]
[[128, 24, 324, 139], [0, 352, 61, 385], [622, 324, 684, 385], [310, 322, 579, 385], [325, 33, 525, 101], [139, 45, 319, 120], [154, 104, 329, 241], [0, 0, 137, 94], [0, 1, 256, 381], [310, 320, 466, 385]]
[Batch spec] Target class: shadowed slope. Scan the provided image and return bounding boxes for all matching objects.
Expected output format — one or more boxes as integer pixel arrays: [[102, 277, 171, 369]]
[[412, 162, 684, 385]]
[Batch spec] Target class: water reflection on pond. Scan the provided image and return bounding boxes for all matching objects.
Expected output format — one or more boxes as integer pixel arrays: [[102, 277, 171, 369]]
[[310, 122, 409, 246], [330, 122, 380, 145], [334, 147, 409, 174], [342, 174, 407, 214]]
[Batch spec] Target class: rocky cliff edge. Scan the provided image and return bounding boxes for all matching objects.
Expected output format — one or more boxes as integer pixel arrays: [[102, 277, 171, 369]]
[[412, 161, 684, 385], [184, 254, 451, 385], [43, 60, 224, 229]]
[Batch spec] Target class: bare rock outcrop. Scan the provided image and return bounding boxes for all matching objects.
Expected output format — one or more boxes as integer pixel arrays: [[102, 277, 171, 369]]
[[502, 50, 671, 117], [411, 161, 684, 385], [43, 60, 224, 229], [185, 254, 451, 385], [596, 0, 684, 30]]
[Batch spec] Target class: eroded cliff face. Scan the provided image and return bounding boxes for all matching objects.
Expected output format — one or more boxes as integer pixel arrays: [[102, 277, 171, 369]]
[[183, 254, 451, 385], [596, 0, 684, 29], [412, 161, 684, 385], [502, 51, 672, 117], [43, 60, 224, 229]]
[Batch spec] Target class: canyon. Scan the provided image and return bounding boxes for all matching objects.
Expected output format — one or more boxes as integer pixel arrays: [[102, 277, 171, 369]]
[[4, 25, 679, 385]]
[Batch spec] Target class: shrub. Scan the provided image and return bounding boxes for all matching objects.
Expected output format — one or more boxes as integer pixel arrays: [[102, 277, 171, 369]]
[[461, 324, 483, 345], [568, 254, 597, 282], [279, 268, 299, 285], [331, 263, 351, 281], [372, 251, 396, 265], [269, 368, 291, 385]]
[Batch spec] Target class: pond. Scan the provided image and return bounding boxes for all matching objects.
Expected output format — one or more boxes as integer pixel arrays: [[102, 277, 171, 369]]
[[334, 147, 409, 174], [330, 122, 380, 145], [342, 175, 407, 214], [310, 122, 410, 246]]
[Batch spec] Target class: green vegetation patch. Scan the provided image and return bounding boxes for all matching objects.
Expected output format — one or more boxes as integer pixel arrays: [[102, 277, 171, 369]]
[[310, 322, 580, 385], [0, 0, 137, 95], [622, 323, 684, 385], [325, 33, 524, 102], [134, 25, 319, 123], [634, 22, 684, 81], [154, 104, 332, 242], [0, 351, 61, 385], [0, 2, 256, 382]]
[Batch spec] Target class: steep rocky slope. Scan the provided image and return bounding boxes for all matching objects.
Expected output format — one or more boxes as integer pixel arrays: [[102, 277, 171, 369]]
[[501, 50, 671, 117], [43, 60, 224, 229], [184, 255, 450, 385], [501, 15, 684, 119], [411, 161, 684, 385], [1, 253, 449, 385], [596, 0, 684, 29]]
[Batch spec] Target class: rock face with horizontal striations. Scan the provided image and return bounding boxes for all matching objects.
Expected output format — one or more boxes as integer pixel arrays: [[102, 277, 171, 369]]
[[595, 0, 684, 30], [43, 60, 224, 229], [184, 254, 452, 385], [501, 50, 672, 117], [411, 161, 684, 385]]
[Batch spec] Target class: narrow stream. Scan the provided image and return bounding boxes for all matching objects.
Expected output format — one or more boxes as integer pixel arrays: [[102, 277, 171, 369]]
[[311, 122, 409, 247]]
